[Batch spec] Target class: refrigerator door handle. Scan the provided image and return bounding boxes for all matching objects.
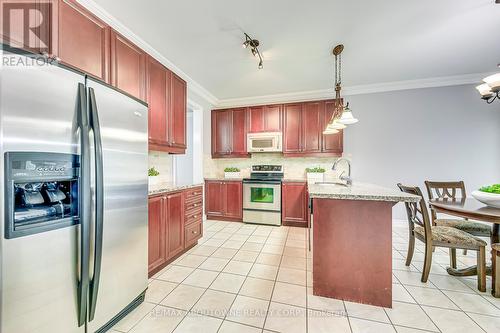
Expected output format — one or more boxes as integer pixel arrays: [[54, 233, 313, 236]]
[[77, 82, 91, 327], [88, 87, 104, 322]]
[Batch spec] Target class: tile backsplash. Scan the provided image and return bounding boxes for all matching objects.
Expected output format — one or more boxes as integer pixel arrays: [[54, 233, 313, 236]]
[[203, 153, 348, 180], [149, 151, 174, 183]]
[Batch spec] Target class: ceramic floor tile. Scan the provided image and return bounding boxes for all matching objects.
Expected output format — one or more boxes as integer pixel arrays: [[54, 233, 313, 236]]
[[198, 257, 230, 272], [277, 267, 306, 286], [265, 302, 306, 333], [385, 301, 438, 332], [223, 260, 253, 276], [443, 290, 500, 316], [280, 256, 306, 270], [283, 246, 307, 258], [157, 265, 195, 283], [247, 235, 268, 243], [210, 272, 246, 293], [145, 280, 178, 304], [344, 300, 390, 323], [218, 320, 262, 333], [256, 253, 282, 266], [261, 244, 284, 255], [405, 285, 459, 309], [160, 284, 206, 311], [191, 289, 236, 319], [349, 317, 396, 333], [249, 263, 279, 280], [233, 250, 260, 263], [112, 301, 155, 332], [226, 295, 269, 328], [211, 247, 238, 259], [221, 240, 245, 249], [422, 306, 484, 333], [182, 269, 219, 288], [172, 312, 222, 333], [176, 254, 207, 268], [428, 274, 474, 293], [307, 287, 346, 314], [129, 305, 186, 333], [272, 282, 306, 307], [239, 277, 275, 300], [393, 270, 434, 288], [241, 242, 265, 252], [307, 309, 350, 333], [392, 284, 416, 303], [230, 234, 250, 242], [467, 312, 500, 332]]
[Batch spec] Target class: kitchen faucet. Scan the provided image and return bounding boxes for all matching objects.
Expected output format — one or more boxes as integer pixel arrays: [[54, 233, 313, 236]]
[[332, 158, 352, 186]]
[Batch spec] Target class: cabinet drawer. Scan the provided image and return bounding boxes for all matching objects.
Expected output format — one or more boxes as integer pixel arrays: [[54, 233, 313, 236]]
[[185, 222, 202, 247], [185, 187, 203, 201], [185, 199, 203, 212], [185, 208, 203, 224]]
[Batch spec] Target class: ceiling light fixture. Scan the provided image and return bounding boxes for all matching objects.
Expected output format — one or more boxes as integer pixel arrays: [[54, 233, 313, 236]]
[[243, 32, 263, 69], [324, 44, 358, 134], [476, 66, 500, 104]]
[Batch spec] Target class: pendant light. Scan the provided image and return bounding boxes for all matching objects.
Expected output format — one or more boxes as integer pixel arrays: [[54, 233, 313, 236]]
[[475, 65, 500, 104], [324, 44, 358, 133]]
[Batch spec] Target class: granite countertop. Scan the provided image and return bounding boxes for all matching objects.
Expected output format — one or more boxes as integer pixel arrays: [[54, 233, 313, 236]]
[[308, 181, 420, 203], [149, 182, 204, 195]]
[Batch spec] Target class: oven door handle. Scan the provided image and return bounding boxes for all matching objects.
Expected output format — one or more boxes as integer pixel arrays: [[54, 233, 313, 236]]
[[243, 180, 282, 185]]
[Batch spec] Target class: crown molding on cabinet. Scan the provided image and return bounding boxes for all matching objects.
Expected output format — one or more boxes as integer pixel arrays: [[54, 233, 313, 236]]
[[77, 0, 219, 106], [215, 72, 495, 108]]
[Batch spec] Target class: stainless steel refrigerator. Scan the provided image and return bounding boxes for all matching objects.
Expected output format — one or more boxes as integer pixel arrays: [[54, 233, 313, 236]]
[[0, 50, 149, 333]]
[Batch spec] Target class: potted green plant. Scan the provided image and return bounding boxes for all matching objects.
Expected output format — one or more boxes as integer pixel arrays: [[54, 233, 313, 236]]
[[224, 167, 241, 179], [148, 167, 160, 186], [306, 166, 326, 183]]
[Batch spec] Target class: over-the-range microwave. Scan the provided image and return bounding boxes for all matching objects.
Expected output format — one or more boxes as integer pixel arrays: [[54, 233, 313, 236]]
[[247, 132, 282, 153]]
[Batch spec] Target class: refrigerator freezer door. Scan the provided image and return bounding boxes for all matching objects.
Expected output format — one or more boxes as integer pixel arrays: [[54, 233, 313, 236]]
[[0, 53, 85, 333], [85, 79, 148, 332]]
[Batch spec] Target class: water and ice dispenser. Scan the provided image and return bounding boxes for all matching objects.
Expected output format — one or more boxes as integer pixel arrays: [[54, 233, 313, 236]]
[[4, 152, 80, 238]]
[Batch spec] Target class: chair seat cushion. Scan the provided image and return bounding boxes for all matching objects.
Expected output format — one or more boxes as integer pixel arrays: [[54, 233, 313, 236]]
[[414, 225, 487, 248], [435, 219, 491, 236]]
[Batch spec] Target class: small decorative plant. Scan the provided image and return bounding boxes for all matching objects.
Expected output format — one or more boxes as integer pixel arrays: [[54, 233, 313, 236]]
[[306, 166, 326, 183], [148, 167, 160, 177], [224, 167, 241, 179], [479, 184, 500, 195]]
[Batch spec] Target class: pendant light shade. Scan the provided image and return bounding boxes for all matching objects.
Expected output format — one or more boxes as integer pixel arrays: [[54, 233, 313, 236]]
[[338, 105, 358, 125], [323, 128, 339, 135], [327, 119, 346, 130], [476, 83, 494, 98], [483, 73, 500, 92]]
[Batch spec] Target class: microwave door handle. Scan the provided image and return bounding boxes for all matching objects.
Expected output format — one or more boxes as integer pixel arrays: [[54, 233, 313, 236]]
[[77, 83, 91, 327], [88, 87, 104, 322]]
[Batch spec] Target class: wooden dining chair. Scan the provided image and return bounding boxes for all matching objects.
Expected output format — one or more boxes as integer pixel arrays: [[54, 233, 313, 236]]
[[425, 181, 491, 265], [397, 184, 486, 291], [492, 243, 500, 297]]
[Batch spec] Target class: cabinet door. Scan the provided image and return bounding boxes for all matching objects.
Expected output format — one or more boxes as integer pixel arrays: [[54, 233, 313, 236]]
[[264, 105, 282, 132], [147, 56, 168, 145], [212, 110, 232, 157], [248, 106, 264, 133], [58, 0, 109, 82], [283, 103, 302, 153], [0, 0, 57, 55], [148, 196, 166, 272], [110, 30, 146, 101], [205, 181, 224, 216], [166, 192, 184, 259], [302, 101, 322, 153], [322, 100, 343, 154], [231, 108, 247, 155], [223, 181, 243, 220], [282, 182, 308, 227], [170, 73, 187, 149]]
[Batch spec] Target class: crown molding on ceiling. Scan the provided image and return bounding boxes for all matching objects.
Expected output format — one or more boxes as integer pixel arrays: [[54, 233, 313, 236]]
[[77, 0, 219, 106], [215, 72, 494, 109]]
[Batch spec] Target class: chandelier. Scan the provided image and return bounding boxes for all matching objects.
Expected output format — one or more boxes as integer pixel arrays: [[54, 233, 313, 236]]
[[323, 44, 358, 135], [476, 67, 500, 104]]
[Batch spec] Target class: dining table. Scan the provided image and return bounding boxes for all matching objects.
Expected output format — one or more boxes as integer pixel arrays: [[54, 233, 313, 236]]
[[429, 198, 500, 287]]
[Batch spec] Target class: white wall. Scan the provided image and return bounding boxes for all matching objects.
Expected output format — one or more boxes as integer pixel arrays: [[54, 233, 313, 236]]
[[344, 84, 500, 217]]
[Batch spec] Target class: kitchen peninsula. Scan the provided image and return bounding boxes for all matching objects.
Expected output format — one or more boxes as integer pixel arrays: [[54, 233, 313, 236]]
[[309, 182, 420, 307]]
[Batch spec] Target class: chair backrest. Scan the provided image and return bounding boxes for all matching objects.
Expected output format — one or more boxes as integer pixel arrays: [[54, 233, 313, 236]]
[[424, 181, 466, 200], [397, 183, 432, 241]]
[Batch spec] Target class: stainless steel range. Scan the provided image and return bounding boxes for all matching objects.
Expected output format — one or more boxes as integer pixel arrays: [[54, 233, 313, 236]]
[[243, 165, 284, 226]]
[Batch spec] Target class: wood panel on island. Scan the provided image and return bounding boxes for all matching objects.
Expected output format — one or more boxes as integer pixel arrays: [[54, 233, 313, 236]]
[[1, 0, 187, 154], [281, 181, 309, 228], [148, 186, 203, 277], [205, 180, 243, 222], [211, 99, 342, 159]]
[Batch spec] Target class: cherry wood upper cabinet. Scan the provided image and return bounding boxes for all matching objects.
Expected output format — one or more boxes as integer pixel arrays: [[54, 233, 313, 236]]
[[321, 100, 343, 155], [110, 30, 146, 101], [57, 0, 109, 82], [148, 195, 166, 273], [282, 182, 309, 228], [302, 101, 322, 153], [166, 191, 184, 259], [170, 73, 187, 150], [283, 103, 302, 154], [212, 110, 232, 157], [248, 105, 282, 133], [147, 55, 169, 146], [223, 181, 243, 220], [231, 108, 248, 156]]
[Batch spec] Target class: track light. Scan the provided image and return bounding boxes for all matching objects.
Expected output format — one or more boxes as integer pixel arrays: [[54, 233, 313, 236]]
[[243, 32, 264, 70]]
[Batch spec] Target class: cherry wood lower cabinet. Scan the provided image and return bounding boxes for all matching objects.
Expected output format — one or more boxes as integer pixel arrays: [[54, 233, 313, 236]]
[[148, 186, 203, 277], [205, 180, 243, 221], [282, 181, 309, 228]]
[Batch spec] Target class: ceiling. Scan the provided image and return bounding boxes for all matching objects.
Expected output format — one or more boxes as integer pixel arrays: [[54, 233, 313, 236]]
[[91, 0, 500, 101]]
